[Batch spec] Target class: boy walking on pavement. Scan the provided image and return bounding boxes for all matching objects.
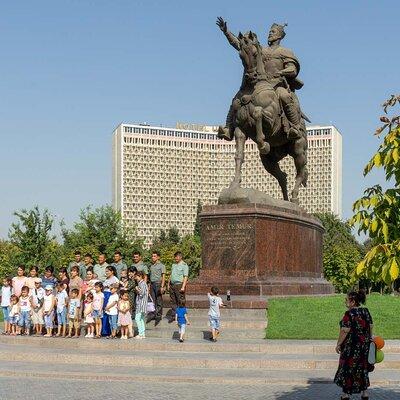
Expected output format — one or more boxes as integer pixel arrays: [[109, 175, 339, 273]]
[[208, 286, 225, 342]]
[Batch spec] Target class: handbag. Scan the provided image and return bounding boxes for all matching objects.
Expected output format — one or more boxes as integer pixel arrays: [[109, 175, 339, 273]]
[[147, 294, 155, 313]]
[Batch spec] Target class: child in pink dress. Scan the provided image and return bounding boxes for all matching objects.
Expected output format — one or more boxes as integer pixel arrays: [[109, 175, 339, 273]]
[[118, 290, 132, 340], [84, 292, 95, 338]]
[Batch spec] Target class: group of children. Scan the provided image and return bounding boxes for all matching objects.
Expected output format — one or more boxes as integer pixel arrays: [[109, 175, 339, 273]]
[[1, 274, 225, 342], [1, 277, 134, 340]]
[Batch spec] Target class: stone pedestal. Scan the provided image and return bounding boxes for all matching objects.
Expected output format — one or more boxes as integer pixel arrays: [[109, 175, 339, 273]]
[[188, 202, 333, 297]]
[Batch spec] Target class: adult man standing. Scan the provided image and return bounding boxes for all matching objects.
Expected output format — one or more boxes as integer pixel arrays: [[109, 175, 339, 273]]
[[93, 253, 108, 282], [111, 251, 127, 279], [216, 17, 304, 141], [148, 251, 166, 325], [131, 251, 148, 281], [167, 251, 189, 322], [67, 251, 86, 279]]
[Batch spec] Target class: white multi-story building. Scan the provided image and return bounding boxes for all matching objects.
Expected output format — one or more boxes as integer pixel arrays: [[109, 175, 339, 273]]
[[112, 123, 342, 247]]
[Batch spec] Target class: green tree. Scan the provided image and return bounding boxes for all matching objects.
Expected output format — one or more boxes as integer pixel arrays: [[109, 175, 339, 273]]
[[61, 205, 144, 264], [194, 199, 202, 237], [180, 234, 202, 278], [350, 95, 400, 285], [167, 226, 180, 245], [0, 240, 20, 279], [316, 213, 363, 292], [8, 206, 55, 268]]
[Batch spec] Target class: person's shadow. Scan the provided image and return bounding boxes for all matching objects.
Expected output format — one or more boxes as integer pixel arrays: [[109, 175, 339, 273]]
[[273, 381, 400, 400]]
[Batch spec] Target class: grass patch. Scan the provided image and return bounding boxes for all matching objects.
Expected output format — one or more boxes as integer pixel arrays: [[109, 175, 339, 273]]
[[266, 293, 400, 340]]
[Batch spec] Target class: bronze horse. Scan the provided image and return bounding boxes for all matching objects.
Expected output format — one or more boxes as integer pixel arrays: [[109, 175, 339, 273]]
[[228, 31, 308, 203]]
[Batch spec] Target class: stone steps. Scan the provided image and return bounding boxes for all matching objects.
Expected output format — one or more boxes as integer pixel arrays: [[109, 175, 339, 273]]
[[0, 360, 399, 386], [0, 336, 399, 386], [0, 336, 399, 354], [0, 341, 399, 370]]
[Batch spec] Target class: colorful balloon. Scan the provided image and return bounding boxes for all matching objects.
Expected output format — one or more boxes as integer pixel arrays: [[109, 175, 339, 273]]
[[373, 336, 385, 350], [375, 349, 385, 364]]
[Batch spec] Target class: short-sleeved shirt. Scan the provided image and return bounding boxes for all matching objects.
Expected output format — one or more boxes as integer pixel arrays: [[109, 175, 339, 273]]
[[68, 298, 81, 318], [69, 276, 83, 293], [93, 292, 104, 311], [103, 276, 120, 292], [132, 261, 149, 275], [176, 307, 187, 325], [106, 293, 119, 315], [111, 261, 127, 279], [93, 263, 108, 282], [56, 290, 68, 313], [0, 286, 12, 307], [32, 287, 45, 307], [170, 262, 189, 284], [208, 294, 223, 318], [12, 277, 27, 297], [149, 262, 166, 283]]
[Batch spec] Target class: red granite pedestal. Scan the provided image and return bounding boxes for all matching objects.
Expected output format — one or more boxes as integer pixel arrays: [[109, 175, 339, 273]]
[[188, 203, 333, 305]]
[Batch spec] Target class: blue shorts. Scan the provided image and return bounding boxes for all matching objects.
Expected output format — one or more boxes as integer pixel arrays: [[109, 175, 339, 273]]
[[18, 310, 31, 328], [44, 311, 54, 328], [92, 309, 102, 319], [57, 309, 67, 325], [9, 314, 19, 325], [178, 323, 186, 334], [209, 316, 220, 330], [1, 306, 10, 322], [108, 314, 118, 330]]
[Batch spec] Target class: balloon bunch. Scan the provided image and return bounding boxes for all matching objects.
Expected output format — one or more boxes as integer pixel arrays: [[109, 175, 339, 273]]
[[368, 335, 385, 370]]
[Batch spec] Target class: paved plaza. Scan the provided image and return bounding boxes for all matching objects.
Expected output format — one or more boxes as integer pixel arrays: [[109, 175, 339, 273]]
[[0, 378, 399, 400]]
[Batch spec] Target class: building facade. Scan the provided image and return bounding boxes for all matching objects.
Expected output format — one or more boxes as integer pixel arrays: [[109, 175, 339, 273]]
[[112, 123, 342, 247]]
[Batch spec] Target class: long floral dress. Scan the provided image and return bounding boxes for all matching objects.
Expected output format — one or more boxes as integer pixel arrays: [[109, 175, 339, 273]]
[[334, 307, 373, 394]]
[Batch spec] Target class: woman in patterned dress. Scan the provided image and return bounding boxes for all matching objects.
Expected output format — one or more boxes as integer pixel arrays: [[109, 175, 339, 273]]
[[334, 290, 373, 400]]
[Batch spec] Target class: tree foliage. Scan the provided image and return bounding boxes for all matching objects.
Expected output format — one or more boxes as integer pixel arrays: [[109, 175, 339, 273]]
[[8, 205, 56, 268], [61, 205, 144, 264], [315, 212, 363, 292], [194, 199, 202, 237], [350, 95, 400, 285], [152, 229, 202, 278]]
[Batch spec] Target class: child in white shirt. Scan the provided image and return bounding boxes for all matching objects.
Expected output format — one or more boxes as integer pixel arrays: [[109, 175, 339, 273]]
[[9, 295, 20, 335], [31, 278, 45, 335], [67, 288, 81, 338], [55, 283, 68, 337], [0, 277, 12, 335], [43, 285, 55, 337], [207, 286, 225, 342], [18, 286, 33, 335], [105, 284, 119, 339]]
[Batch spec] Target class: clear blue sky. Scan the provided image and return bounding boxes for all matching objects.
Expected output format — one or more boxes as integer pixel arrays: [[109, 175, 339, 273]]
[[0, 1, 399, 238]]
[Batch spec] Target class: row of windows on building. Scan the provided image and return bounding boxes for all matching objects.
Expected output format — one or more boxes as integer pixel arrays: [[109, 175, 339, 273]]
[[123, 125, 217, 141]]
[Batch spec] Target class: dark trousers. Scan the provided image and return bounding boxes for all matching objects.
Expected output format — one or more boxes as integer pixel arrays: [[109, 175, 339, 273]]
[[169, 283, 186, 316], [150, 282, 163, 321]]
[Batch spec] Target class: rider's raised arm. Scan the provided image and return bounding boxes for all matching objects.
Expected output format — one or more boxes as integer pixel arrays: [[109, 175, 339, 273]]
[[216, 17, 240, 51]]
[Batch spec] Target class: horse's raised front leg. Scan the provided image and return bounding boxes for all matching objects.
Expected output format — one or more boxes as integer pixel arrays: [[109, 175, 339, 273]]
[[290, 137, 308, 203], [230, 127, 246, 188], [254, 106, 270, 155]]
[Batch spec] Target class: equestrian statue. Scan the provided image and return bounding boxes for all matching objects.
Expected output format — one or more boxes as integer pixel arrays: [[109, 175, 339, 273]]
[[216, 18, 309, 203]]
